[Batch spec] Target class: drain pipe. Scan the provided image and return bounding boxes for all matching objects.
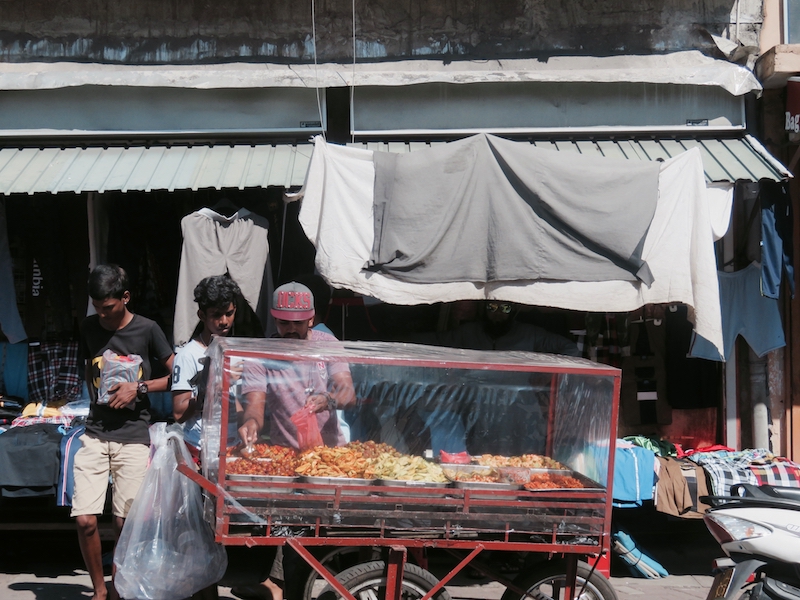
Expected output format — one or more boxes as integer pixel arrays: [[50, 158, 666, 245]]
[[750, 349, 770, 450]]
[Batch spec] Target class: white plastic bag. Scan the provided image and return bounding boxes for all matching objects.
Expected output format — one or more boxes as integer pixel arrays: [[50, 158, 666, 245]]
[[98, 349, 143, 405], [114, 423, 227, 600]]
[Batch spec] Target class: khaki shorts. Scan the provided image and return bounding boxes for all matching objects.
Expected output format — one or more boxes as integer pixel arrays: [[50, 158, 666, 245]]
[[70, 435, 150, 518], [270, 546, 284, 580]]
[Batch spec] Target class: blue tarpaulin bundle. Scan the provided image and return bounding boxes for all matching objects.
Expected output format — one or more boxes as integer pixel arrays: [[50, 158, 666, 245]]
[[612, 530, 669, 579]]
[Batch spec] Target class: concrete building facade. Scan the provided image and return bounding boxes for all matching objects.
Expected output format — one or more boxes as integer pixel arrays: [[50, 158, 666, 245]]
[[1, 0, 795, 459]]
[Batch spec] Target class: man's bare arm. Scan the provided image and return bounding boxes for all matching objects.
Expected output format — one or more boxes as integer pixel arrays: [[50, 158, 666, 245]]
[[307, 370, 356, 413], [172, 390, 194, 423], [108, 353, 174, 409], [238, 391, 266, 445]]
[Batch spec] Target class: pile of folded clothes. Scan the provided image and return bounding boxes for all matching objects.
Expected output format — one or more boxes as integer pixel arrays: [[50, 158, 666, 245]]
[[0, 394, 23, 430]]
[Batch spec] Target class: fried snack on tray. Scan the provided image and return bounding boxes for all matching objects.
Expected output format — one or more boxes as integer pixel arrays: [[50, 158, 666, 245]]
[[524, 473, 585, 490], [226, 458, 297, 476], [225, 444, 298, 476], [475, 453, 566, 469], [442, 468, 501, 483], [344, 440, 401, 459], [295, 441, 401, 478], [364, 454, 447, 482], [227, 443, 296, 461]]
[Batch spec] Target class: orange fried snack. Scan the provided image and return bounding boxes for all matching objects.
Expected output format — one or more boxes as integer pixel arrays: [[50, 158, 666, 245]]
[[225, 444, 297, 476], [524, 473, 584, 490]]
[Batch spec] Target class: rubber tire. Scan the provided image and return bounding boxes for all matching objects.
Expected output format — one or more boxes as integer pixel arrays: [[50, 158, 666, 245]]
[[301, 546, 365, 600], [500, 559, 618, 600], [218, 546, 276, 587], [318, 559, 452, 600]]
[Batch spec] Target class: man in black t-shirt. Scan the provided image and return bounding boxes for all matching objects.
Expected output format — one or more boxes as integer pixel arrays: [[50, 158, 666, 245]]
[[72, 265, 174, 600]]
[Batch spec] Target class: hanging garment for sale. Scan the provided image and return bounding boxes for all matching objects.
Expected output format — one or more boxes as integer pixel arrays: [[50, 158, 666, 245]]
[[174, 207, 274, 346]]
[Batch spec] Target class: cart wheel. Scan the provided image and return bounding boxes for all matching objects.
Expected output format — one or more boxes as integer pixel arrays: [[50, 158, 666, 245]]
[[317, 560, 452, 600], [500, 559, 618, 600], [302, 546, 365, 600]]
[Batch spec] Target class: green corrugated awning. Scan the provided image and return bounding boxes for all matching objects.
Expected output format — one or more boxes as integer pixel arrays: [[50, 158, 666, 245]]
[[350, 134, 790, 184], [0, 143, 314, 195], [0, 134, 788, 196]]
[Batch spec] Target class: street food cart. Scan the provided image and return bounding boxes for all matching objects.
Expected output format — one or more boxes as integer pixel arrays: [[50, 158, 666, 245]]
[[178, 337, 621, 600]]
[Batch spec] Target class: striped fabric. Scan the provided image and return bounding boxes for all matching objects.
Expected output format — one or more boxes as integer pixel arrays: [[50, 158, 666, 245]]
[[27, 342, 81, 405], [11, 415, 74, 428], [749, 459, 800, 487], [56, 425, 85, 507], [687, 449, 769, 496], [688, 449, 800, 496]]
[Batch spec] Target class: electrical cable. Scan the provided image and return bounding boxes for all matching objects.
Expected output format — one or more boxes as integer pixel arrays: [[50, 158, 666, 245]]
[[311, 0, 326, 141], [351, 0, 357, 143]]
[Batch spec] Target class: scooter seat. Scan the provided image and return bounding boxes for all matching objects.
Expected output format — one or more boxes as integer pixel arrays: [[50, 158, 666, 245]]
[[760, 485, 800, 503]]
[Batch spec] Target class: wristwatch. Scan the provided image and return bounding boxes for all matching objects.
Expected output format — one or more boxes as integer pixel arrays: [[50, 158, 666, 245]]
[[326, 393, 337, 412], [137, 381, 149, 396]]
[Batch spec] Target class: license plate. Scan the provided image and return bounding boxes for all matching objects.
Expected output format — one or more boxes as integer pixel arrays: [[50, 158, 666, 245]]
[[706, 568, 734, 600]]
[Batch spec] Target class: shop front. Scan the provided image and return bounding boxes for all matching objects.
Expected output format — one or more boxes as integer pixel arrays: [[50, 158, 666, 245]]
[[0, 52, 794, 506]]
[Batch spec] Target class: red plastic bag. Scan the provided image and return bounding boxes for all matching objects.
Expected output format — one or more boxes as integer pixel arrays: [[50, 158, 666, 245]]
[[440, 450, 471, 464], [290, 405, 324, 450]]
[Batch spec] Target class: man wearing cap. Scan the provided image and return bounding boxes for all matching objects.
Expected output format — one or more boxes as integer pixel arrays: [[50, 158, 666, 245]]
[[238, 282, 356, 450]]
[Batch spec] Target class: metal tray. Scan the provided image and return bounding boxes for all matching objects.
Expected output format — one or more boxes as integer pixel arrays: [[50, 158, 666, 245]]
[[450, 479, 521, 492], [450, 479, 522, 499], [471, 455, 568, 470], [442, 464, 499, 481], [521, 469, 604, 493], [226, 474, 298, 493], [300, 476, 377, 496], [442, 465, 521, 498], [377, 479, 450, 497]]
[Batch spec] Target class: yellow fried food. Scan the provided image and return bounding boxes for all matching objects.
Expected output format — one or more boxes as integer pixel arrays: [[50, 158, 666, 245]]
[[295, 446, 369, 478], [443, 468, 501, 483], [364, 453, 447, 483]]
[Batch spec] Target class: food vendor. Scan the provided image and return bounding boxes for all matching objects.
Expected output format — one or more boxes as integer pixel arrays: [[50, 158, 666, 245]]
[[419, 301, 580, 355], [238, 281, 356, 450], [413, 301, 580, 456]]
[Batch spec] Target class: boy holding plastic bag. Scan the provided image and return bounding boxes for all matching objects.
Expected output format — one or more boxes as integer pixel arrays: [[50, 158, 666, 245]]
[[113, 423, 228, 600], [72, 265, 174, 600]]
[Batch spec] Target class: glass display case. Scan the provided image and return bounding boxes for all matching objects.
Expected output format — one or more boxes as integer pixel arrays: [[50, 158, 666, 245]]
[[193, 337, 620, 553]]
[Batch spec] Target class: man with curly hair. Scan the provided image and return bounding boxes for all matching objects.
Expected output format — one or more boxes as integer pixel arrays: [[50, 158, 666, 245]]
[[173, 274, 284, 600], [172, 274, 243, 451]]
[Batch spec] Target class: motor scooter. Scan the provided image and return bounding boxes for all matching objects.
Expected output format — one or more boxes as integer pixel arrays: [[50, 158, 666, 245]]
[[704, 483, 800, 599]]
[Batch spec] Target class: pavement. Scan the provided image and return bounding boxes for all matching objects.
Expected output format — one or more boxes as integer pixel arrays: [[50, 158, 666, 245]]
[[0, 500, 717, 599], [0, 570, 714, 600]]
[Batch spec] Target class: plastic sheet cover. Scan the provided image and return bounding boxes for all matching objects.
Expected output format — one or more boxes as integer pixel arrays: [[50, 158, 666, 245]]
[[201, 338, 618, 489], [0, 52, 760, 97]]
